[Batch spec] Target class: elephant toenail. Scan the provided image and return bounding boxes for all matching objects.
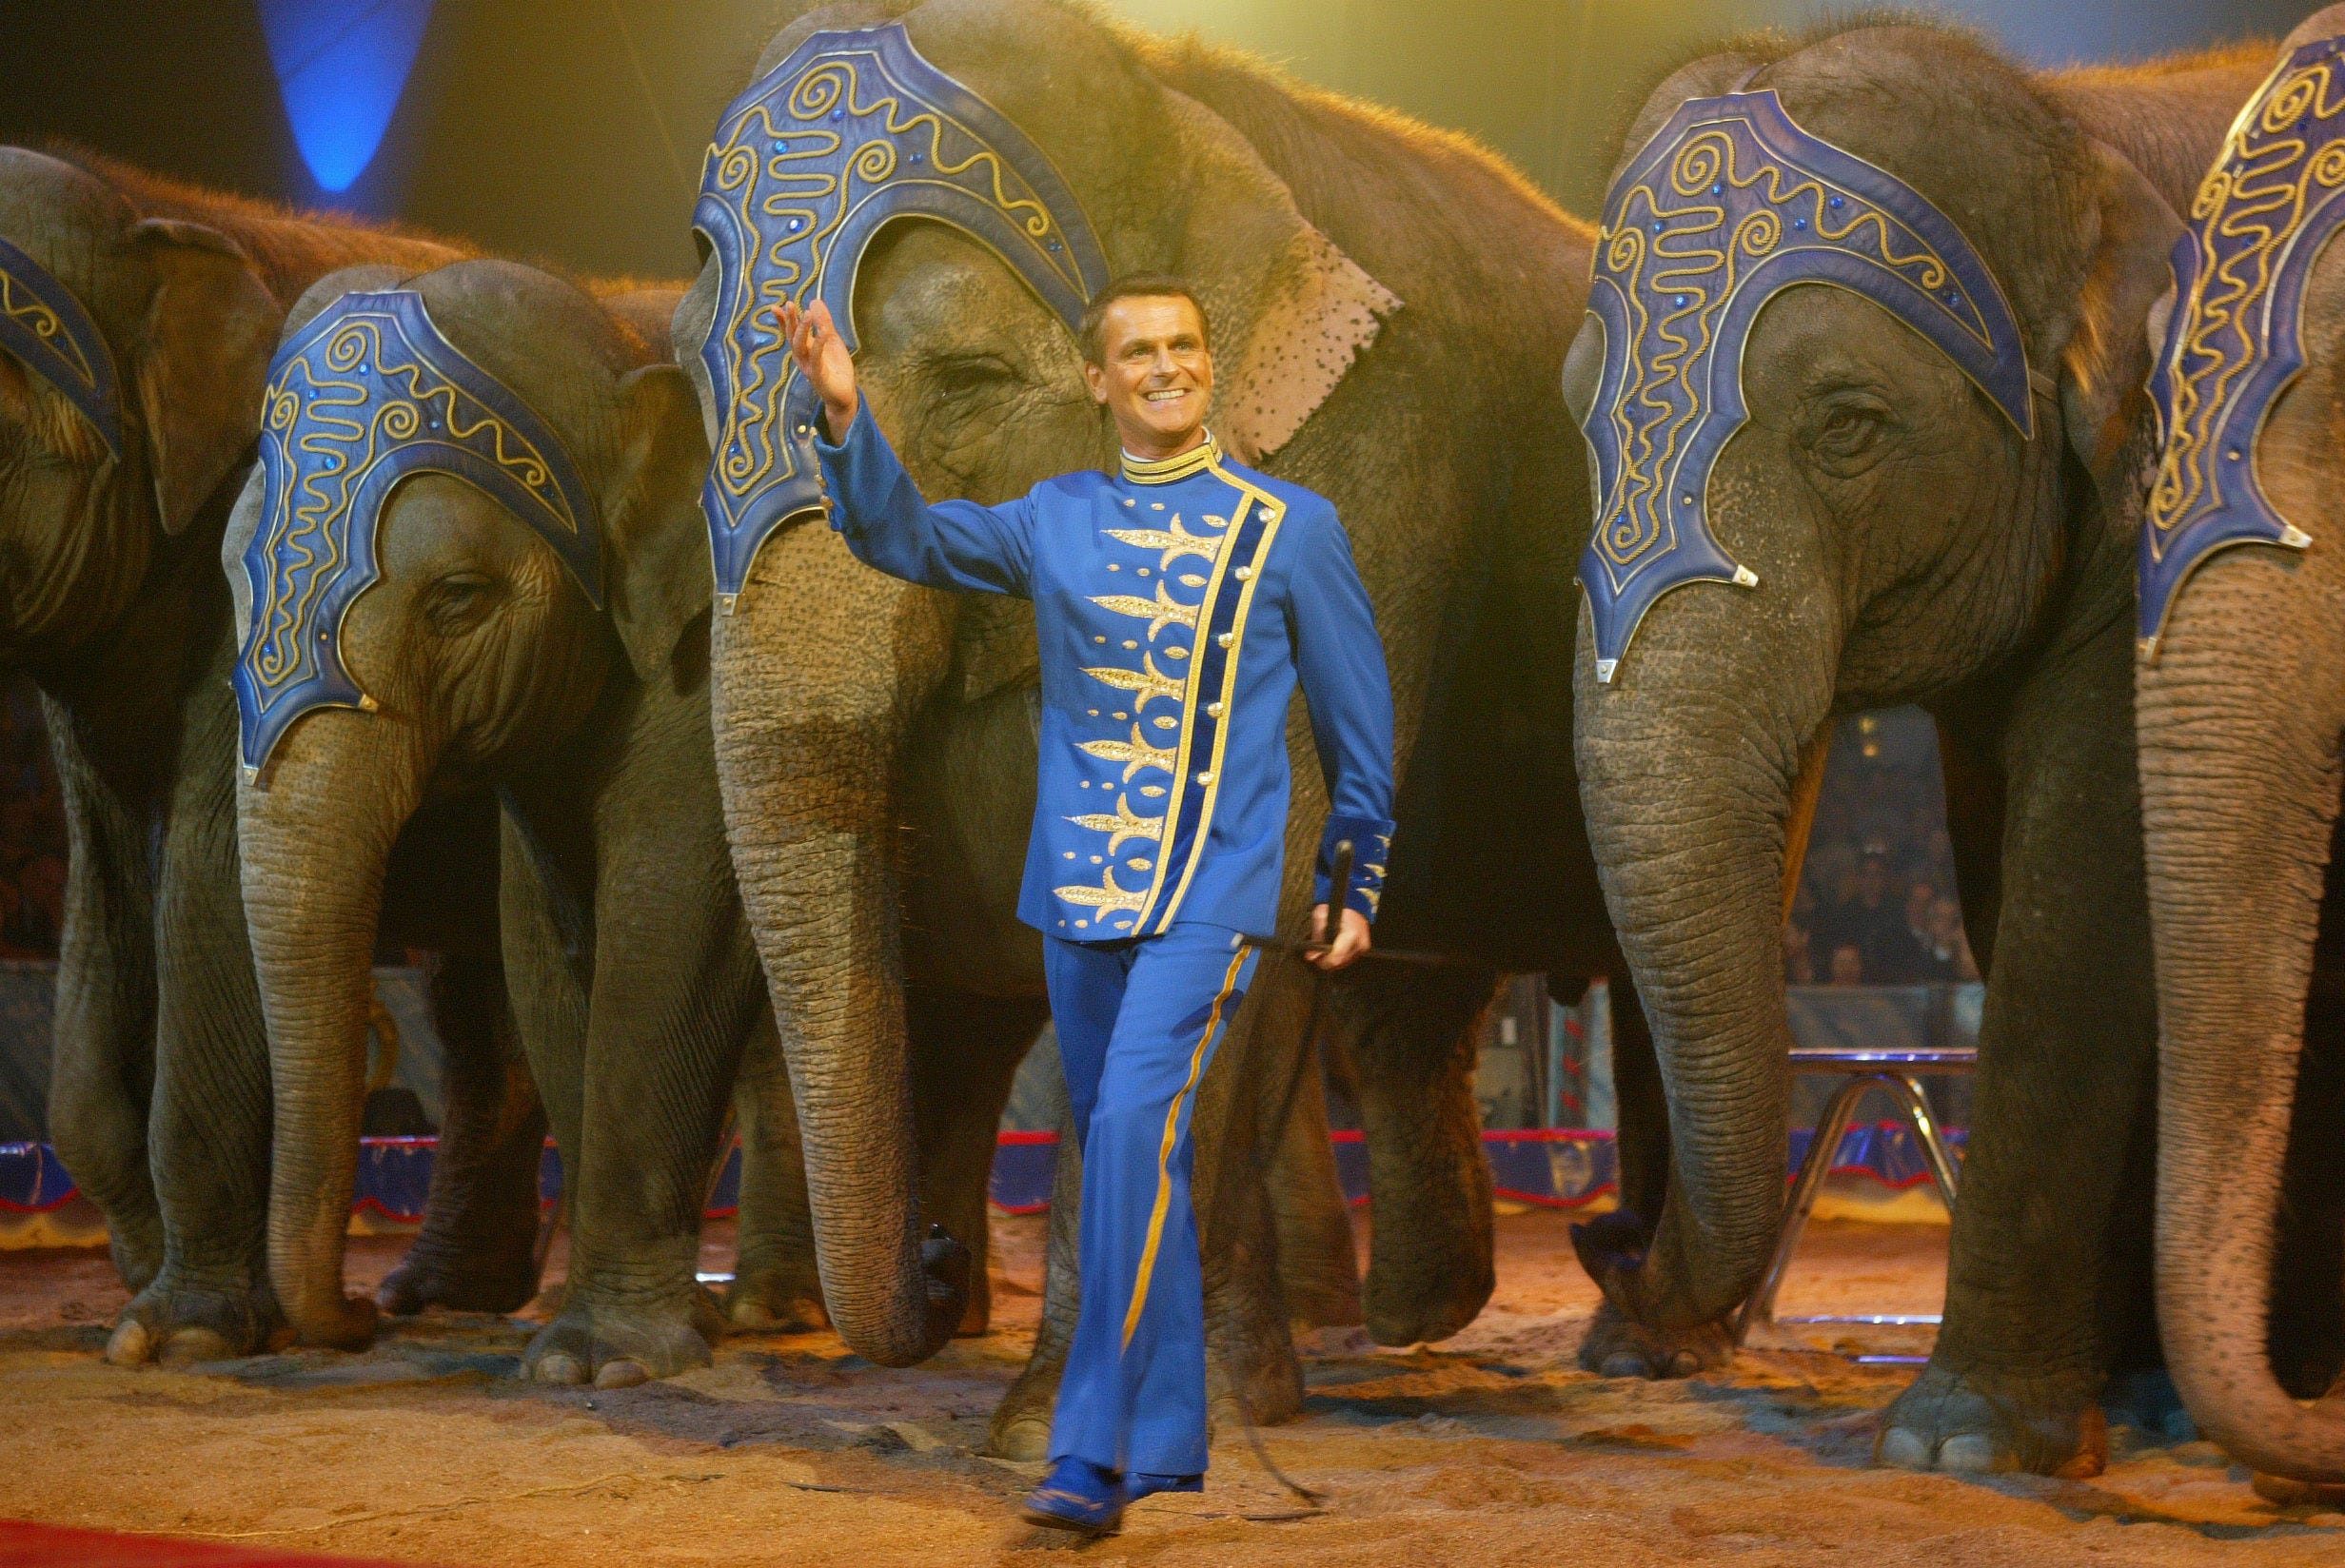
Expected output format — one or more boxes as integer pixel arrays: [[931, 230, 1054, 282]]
[[594, 1361, 649, 1389], [989, 1418, 1053, 1462], [1666, 1349, 1703, 1377], [1877, 1427, 1934, 1470], [1937, 1435, 2002, 1473], [1599, 1352, 1651, 1379], [105, 1319, 152, 1367], [158, 1327, 232, 1367], [534, 1353, 584, 1384]]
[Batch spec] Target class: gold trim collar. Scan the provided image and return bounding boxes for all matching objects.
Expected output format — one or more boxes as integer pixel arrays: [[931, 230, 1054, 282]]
[[1119, 432, 1221, 485]]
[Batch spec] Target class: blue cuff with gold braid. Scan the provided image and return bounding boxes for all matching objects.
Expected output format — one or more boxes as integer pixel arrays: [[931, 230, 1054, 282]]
[[1314, 814, 1392, 922]]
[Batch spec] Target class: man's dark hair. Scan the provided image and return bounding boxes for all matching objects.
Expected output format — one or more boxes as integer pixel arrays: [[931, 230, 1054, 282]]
[[1078, 275, 1211, 366]]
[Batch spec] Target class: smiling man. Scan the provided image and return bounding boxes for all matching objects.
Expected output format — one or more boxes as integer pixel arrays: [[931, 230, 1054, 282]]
[[777, 277, 1394, 1534]]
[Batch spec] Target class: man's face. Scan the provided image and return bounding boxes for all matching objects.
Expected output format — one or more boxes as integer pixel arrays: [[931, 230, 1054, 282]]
[[1084, 295, 1213, 452]]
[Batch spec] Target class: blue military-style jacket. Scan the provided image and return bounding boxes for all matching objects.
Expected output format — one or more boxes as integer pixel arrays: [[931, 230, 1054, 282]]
[[818, 404, 1395, 945]]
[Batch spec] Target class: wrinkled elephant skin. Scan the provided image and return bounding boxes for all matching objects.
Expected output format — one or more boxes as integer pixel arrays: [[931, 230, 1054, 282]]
[[226, 260, 875, 1381], [680, 0, 1663, 1442], [2137, 2, 2345, 1485], [0, 148, 544, 1365], [1571, 26, 2273, 1475]]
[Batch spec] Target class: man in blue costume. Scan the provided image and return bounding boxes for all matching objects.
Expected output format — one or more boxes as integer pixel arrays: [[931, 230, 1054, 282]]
[[776, 277, 1393, 1534]]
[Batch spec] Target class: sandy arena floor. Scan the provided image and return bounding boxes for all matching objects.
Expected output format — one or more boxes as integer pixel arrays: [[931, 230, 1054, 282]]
[[0, 1206, 2338, 1566]]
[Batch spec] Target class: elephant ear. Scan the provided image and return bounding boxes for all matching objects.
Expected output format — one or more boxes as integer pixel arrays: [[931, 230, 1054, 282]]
[[2053, 140, 2182, 493], [604, 361, 716, 680], [220, 461, 267, 660], [124, 218, 283, 535], [1157, 90, 1399, 465]]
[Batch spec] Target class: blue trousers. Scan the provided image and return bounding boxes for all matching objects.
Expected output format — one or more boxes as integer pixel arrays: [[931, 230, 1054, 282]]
[[1044, 922, 1258, 1476]]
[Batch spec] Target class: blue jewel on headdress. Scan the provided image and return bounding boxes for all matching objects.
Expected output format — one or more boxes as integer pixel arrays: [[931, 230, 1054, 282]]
[[233, 289, 600, 775], [2140, 31, 2345, 654], [690, 21, 1110, 605], [1575, 89, 2033, 682]]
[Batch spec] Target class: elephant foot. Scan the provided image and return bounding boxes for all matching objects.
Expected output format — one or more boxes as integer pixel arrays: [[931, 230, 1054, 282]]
[[376, 1238, 543, 1318], [1875, 1361, 2107, 1477], [1576, 1297, 1734, 1380], [105, 1272, 285, 1367], [987, 1348, 1064, 1460], [523, 1295, 720, 1387], [2253, 1473, 2345, 1509], [108, 1226, 166, 1298], [723, 1259, 829, 1333]]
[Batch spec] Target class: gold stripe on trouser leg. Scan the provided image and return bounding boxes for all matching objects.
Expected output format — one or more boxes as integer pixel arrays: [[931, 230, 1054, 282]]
[[1120, 943, 1251, 1350]]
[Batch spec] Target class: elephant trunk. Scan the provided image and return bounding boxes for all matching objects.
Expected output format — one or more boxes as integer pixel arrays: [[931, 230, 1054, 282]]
[[711, 597, 959, 1367], [239, 713, 431, 1349], [1571, 614, 1834, 1328], [2139, 559, 2345, 1481]]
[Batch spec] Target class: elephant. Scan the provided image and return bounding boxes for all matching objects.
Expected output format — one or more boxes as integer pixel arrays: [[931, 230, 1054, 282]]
[[0, 147, 549, 1363], [1562, 22, 2283, 1476], [676, 0, 1674, 1454], [2135, 5, 2345, 1486], [219, 258, 871, 1378], [218, 257, 1307, 1379]]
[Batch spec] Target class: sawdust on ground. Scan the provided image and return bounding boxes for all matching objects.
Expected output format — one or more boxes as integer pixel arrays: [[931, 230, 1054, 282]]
[[0, 1205, 2337, 1566]]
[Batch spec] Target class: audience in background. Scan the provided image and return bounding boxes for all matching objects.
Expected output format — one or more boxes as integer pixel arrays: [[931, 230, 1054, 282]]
[[1784, 709, 1978, 988]]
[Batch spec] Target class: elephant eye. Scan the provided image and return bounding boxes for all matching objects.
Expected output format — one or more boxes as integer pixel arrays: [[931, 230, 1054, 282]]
[[928, 351, 1020, 400], [1803, 395, 1892, 472], [425, 570, 499, 634]]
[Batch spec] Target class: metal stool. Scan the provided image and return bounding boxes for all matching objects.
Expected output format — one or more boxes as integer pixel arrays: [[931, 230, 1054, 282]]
[[1736, 1044, 1973, 1357]]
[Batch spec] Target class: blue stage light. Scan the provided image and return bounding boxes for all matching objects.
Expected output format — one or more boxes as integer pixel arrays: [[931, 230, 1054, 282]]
[[258, 0, 437, 193]]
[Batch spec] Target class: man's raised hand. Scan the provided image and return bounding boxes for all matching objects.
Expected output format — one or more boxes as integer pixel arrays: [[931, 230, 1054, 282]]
[[774, 298, 858, 441]]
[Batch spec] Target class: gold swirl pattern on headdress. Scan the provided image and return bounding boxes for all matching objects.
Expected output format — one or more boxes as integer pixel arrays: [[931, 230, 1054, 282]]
[[691, 22, 1109, 601], [0, 235, 121, 458], [1579, 90, 2031, 681], [2139, 34, 2345, 654], [233, 290, 599, 774]]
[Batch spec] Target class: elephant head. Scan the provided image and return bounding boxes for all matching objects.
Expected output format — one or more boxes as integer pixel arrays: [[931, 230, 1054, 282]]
[[1562, 27, 2177, 1331], [227, 259, 709, 1348], [2136, 5, 2345, 1484], [0, 147, 281, 663], [674, 1, 1394, 1366]]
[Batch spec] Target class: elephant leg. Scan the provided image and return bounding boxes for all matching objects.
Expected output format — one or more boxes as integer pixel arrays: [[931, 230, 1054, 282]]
[[727, 1006, 825, 1331], [988, 1075, 1082, 1460], [1608, 978, 1672, 1228], [1577, 974, 1731, 1377], [1879, 623, 2156, 1477], [516, 706, 764, 1387], [2270, 948, 2345, 1398], [1191, 961, 1311, 1424], [374, 968, 546, 1318], [376, 797, 549, 1316], [1338, 955, 1497, 1345], [41, 693, 162, 1294], [1204, 1138, 1307, 1430], [1266, 1025, 1362, 1335], [113, 673, 277, 1363], [908, 984, 1047, 1336]]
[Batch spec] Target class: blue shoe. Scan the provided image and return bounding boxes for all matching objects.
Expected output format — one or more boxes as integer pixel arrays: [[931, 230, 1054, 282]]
[[1020, 1457, 1125, 1536], [1124, 1471, 1204, 1502]]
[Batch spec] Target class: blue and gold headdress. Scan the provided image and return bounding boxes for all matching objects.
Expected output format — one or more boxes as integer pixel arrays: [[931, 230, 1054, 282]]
[[2139, 33, 2345, 657], [691, 21, 1111, 606], [1578, 89, 2034, 681], [233, 289, 600, 776], [0, 235, 121, 459]]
